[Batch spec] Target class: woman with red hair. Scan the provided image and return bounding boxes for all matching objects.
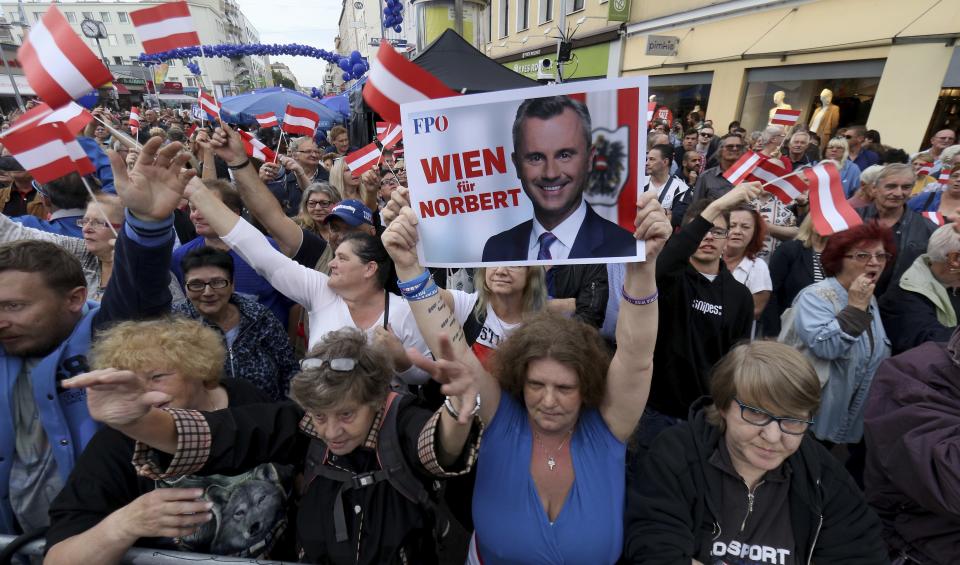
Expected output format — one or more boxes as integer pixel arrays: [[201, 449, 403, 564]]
[[786, 222, 894, 481], [723, 205, 771, 322]]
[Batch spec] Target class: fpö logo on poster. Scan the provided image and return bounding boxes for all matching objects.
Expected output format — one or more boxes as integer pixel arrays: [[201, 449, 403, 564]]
[[412, 115, 449, 134]]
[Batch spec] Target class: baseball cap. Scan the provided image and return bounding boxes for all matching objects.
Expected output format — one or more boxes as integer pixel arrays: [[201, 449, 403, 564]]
[[0, 156, 25, 172], [324, 199, 374, 227]]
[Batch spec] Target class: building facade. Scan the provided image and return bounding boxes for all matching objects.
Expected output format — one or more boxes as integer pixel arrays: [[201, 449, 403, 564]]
[[0, 0, 271, 105], [271, 61, 301, 91], [487, 0, 960, 152]]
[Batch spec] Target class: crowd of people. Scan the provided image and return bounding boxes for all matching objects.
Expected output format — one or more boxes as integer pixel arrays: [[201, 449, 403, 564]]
[[0, 93, 958, 565]]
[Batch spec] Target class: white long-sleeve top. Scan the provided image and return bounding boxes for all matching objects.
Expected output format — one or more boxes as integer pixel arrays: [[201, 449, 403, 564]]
[[221, 218, 431, 384]]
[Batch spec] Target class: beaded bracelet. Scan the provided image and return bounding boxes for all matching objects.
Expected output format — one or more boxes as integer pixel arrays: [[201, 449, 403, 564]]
[[397, 270, 431, 293], [621, 286, 658, 306]]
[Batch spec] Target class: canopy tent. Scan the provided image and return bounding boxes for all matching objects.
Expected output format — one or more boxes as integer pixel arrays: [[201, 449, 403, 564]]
[[413, 29, 539, 93], [219, 87, 343, 128], [350, 30, 537, 142]]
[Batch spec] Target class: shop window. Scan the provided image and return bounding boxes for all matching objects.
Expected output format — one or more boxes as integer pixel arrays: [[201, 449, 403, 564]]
[[739, 61, 885, 138], [649, 72, 714, 130], [922, 88, 960, 146]]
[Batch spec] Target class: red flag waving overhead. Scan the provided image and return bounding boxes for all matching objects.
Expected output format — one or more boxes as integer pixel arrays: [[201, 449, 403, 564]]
[[19, 101, 93, 136], [722, 152, 762, 185], [239, 130, 276, 162], [770, 109, 802, 127], [282, 105, 319, 137], [129, 106, 141, 135], [804, 162, 862, 236], [130, 1, 201, 55], [747, 158, 808, 204], [256, 112, 279, 128], [18, 7, 113, 108], [198, 90, 220, 119], [0, 120, 92, 183], [377, 123, 402, 151], [345, 143, 382, 177], [363, 42, 459, 124]]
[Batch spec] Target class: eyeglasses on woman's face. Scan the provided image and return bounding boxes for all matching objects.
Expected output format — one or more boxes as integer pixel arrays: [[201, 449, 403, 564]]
[[307, 199, 334, 209], [184, 278, 231, 292], [734, 398, 813, 435], [844, 251, 892, 264]]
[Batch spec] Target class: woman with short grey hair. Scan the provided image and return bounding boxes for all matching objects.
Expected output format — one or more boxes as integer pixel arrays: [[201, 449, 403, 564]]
[[880, 222, 960, 353]]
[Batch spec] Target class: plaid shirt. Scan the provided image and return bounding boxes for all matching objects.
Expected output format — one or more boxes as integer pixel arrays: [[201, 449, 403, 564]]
[[133, 404, 481, 479]]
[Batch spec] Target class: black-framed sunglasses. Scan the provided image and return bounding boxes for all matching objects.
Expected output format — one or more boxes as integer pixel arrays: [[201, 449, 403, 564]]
[[734, 398, 813, 436], [300, 357, 357, 372]]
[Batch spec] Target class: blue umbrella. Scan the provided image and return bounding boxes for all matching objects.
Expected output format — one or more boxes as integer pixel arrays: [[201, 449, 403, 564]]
[[219, 87, 343, 129], [319, 94, 350, 119]]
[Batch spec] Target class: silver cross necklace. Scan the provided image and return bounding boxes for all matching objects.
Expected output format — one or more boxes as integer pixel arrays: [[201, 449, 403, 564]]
[[534, 429, 573, 471]]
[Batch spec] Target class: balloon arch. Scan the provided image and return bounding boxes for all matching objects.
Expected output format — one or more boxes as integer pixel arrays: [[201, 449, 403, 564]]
[[139, 43, 371, 88]]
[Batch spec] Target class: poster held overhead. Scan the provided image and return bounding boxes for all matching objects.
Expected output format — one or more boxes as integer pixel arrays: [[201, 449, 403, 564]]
[[401, 77, 648, 267]]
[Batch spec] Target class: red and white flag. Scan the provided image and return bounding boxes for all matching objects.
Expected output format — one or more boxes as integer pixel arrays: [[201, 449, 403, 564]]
[[722, 152, 762, 185], [922, 211, 945, 226], [18, 7, 112, 109], [0, 120, 93, 183], [363, 42, 459, 124], [939, 166, 953, 184], [646, 102, 656, 123], [914, 161, 934, 177], [770, 108, 802, 127], [18, 101, 92, 136], [376, 121, 389, 135], [282, 105, 319, 137], [804, 162, 862, 236], [198, 90, 220, 119], [345, 142, 381, 177], [239, 130, 276, 162], [747, 158, 808, 204], [130, 1, 201, 55], [377, 123, 402, 151], [255, 112, 278, 128], [129, 106, 140, 135]]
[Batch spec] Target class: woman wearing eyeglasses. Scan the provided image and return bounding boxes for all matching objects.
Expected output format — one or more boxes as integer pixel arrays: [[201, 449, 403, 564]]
[[0, 186, 185, 303], [294, 182, 342, 240], [63, 324, 483, 565], [784, 222, 893, 483], [624, 341, 886, 564], [173, 246, 298, 401]]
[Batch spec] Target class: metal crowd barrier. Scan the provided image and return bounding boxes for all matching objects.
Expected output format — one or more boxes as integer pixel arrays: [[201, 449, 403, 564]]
[[0, 535, 294, 564]]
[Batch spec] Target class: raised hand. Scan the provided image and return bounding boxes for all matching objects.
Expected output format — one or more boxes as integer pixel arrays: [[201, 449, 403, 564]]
[[381, 206, 420, 272], [847, 273, 876, 311], [115, 488, 213, 540], [108, 137, 193, 222], [259, 161, 281, 183], [632, 191, 672, 262], [373, 325, 412, 371], [210, 120, 248, 166], [409, 334, 481, 425], [718, 181, 763, 209], [381, 186, 410, 226], [62, 368, 171, 427]]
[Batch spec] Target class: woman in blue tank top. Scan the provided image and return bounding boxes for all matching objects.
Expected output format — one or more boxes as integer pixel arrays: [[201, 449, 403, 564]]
[[381, 189, 671, 564]]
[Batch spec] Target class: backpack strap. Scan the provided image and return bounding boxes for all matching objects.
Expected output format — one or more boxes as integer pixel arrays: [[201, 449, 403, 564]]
[[376, 392, 433, 508], [462, 302, 488, 347]]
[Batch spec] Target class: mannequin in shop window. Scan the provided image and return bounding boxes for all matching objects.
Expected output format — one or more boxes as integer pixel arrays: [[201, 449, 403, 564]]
[[767, 91, 793, 126], [808, 88, 840, 147]]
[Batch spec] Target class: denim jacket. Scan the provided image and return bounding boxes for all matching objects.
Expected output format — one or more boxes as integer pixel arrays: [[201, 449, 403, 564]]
[[792, 277, 890, 443]]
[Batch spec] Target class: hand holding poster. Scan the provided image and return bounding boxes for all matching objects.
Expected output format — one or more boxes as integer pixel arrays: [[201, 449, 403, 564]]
[[401, 77, 648, 267]]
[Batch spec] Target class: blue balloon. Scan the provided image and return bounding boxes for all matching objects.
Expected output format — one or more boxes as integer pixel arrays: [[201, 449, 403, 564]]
[[342, 72, 351, 81], [338, 58, 350, 71], [350, 50, 362, 62], [394, 24, 402, 32], [352, 62, 365, 75], [77, 90, 99, 109]]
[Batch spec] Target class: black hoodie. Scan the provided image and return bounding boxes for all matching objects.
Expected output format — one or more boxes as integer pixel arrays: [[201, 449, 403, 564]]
[[647, 215, 753, 419], [623, 400, 888, 564]]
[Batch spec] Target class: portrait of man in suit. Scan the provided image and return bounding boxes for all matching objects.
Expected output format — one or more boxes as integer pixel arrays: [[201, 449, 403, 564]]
[[481, 95, 638, 262]]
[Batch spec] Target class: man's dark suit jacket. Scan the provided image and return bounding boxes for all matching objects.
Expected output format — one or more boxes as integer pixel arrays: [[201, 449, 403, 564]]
[[481, 203, 637, 261]]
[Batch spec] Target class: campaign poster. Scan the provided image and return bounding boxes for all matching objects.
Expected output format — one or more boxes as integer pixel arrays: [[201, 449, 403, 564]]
[[400, 77, 648, 267]]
